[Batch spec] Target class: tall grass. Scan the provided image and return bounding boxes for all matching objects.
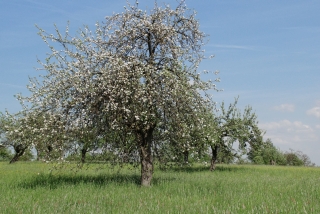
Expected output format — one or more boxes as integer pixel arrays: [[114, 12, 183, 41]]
[[1, 162, 319, 213]]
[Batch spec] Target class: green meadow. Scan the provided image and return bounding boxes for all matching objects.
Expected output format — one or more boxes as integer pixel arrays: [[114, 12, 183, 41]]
[[1, 162, 319, 213]]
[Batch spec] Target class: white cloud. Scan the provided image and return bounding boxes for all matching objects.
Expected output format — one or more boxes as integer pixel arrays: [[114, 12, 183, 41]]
[[306, 101, 320, 118], [273, 104, 295, 112], [260, 120, 320, 165], [260, 120, 318, 146]]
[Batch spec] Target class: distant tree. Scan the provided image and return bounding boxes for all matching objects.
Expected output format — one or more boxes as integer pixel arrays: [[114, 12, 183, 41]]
[[248, 139, 286, 165], [16, 1, 219, 186], [0, 145, 12, 161], [64, 125, 101, 164], [248, 140, 315, 166], [207, 98, 264, 171], [0, 117, 12, 161], [294, 150, 315, 167], [284, 151, 304, 166], [0, 112, 27, 163], [0, 110, 66, 163], [284, 149, 315, 166]]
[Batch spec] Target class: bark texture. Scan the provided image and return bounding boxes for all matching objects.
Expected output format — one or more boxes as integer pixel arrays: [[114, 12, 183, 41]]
[[137, 128, 154, 187]]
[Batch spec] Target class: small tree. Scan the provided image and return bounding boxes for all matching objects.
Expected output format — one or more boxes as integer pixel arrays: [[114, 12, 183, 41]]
[[18, 1, 218, 186], [284, 151, 304, 166], [0, 145, 12, 161], [294, 150, 315, 167], [0, 109, 67, 163], [284, 149, 314, 166], [248, 139, 287, 165], [207, 98, 264, 171], [0, 117, 12, 161], [0, 112, 27, 163]]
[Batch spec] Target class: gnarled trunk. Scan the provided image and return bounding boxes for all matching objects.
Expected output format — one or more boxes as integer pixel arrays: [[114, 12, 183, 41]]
[[137, 128, 154, 187], [10, 144, 26, 164], [210, 145, 219, 171]]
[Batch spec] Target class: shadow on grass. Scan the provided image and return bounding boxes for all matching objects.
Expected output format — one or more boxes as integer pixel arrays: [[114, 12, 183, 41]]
[[18, 173, 140, 189], [214, 165, 250, 172], [17, 165, 248, 189], [17, 173, 177, 189], [163, 164, 250, 173]]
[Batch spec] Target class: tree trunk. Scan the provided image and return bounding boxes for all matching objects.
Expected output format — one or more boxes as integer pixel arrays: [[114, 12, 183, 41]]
[[10, 144, 26, 164], [198, 149, 202, 160], [43, 145, 53, 160], [137, 128, 154, 187], [10, 154, 21, 164], [81, 148, 87, 163], [183, 150, 189, 164], [210, 145, 219, 171]]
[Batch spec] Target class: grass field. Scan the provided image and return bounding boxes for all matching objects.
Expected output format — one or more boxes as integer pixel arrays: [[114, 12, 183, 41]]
[[0, 162, 319, 213]]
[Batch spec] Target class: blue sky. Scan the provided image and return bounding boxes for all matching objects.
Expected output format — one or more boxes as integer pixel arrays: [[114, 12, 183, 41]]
[[0, 0, 319, 165]]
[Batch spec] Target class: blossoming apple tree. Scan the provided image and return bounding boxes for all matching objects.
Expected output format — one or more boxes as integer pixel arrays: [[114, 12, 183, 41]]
[[17, 1, 219, 186]]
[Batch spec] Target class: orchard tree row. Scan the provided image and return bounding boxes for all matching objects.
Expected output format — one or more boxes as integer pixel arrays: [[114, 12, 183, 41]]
[[1, 99, 314, 167]]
